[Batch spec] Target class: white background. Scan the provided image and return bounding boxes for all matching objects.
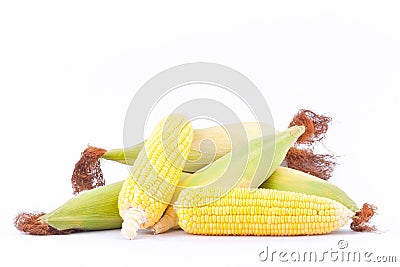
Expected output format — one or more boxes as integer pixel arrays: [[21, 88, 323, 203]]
[[1, 1, 399, 266]]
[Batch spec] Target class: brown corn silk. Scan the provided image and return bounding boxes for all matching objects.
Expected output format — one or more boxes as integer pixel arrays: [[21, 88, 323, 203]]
[[350, 203, 377, 232], [289, 109, 331, 144], [286, 147, 336, 180], [71, 146, 107, 195], [14, 212, 76, 235], [285, 109, 336, 180], [15, 146, 106, 235]]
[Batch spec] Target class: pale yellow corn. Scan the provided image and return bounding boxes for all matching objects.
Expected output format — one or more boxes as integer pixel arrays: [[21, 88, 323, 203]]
[[175, 188, 353, 236], [118, 114, 193, 239]]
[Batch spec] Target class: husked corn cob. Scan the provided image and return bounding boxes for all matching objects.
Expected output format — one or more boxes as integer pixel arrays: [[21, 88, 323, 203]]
[[118, 114, 193, 239], [176, 188, 353, 236], [153, 126, 305, 234]]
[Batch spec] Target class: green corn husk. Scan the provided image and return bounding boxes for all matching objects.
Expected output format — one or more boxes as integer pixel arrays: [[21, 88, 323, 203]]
[[40, 181, 124, 231], [261, 166, 359, 212], [177, 125, 305, 190], [102, 122, 274, 173]]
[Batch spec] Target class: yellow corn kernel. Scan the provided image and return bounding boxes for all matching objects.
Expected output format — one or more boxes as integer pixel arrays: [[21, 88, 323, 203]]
[[118, 114, 193, 239], [175, 188, 353, 236]]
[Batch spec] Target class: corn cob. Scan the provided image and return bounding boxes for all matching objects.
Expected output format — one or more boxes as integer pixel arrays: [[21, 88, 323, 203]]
[[261, 167, 358, 212], [175, 188, 353, 236], [14, 181, 124, 234], [153, 126, 305, 233], [118, 114, 193, 239], [103, 122, 272, 172]]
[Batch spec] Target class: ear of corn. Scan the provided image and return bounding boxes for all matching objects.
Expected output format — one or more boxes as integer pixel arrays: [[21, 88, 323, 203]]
[[177, 125, 305, 191], [175, 188, 353, 236], [39, 181, 124, 231], [102, 122, 273, 172], [118, 114, 193, 239], [154, 126, 304, 233], [261, 167, 358, 212]]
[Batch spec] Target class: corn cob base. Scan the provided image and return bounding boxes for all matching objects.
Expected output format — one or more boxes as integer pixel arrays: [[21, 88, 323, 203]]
[[176, 188, 353, 236]]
